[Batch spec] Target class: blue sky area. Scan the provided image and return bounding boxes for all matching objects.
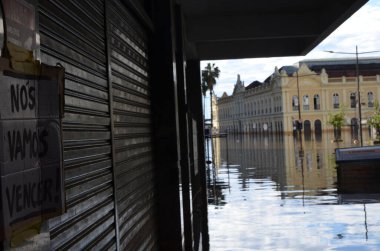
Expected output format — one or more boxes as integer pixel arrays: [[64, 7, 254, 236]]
[[201, 0, 380, 99]]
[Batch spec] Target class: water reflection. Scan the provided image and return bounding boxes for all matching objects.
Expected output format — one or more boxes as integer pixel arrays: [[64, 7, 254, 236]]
[[208, 132, 380, 250]]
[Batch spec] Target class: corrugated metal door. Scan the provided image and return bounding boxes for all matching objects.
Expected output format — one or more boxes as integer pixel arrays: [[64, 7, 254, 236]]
[[39, 0, 116, 250], [107, 0, 157, 250], [39, 0, 157, 249]]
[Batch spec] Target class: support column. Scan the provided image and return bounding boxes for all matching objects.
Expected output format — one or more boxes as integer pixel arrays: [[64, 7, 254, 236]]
[[186, 60, 210, 251], [174, 5, 194, 251], [150, 0, 183, 250]]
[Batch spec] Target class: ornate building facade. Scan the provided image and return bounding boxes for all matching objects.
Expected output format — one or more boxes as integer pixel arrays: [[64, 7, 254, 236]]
[[216, 58, 380, 138]]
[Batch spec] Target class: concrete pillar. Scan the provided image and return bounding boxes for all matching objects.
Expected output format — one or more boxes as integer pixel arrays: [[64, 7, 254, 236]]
[[187, 60, 210, 251], [150, 1, 183, 250]]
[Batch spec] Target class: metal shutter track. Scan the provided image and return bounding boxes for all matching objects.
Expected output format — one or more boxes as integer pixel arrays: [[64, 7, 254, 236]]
[[108, 0, 158, 250], [39, 0, 116, 250]]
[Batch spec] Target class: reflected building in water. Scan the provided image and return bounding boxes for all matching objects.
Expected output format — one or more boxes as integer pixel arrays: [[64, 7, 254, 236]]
[[214, 131, 361, 201], [206, 136, 229, 207], [284, 133, 337, 199], [208, 132, 380, 251]]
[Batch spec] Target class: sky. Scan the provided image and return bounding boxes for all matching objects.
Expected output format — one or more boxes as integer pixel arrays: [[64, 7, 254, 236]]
[[201, 0, 380, 98]]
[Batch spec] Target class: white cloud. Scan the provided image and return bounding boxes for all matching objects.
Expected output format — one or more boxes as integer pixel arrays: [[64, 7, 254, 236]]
[[201, 0, 380, 97]]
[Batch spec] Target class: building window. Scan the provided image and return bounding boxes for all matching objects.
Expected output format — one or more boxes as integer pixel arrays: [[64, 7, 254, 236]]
[[368, 92, 374, 107], [303, 95, 309, 110], [292, 96, 299, 111], [350, 92, 356, 108], [333, 93, 339, 109], [314, 94, 320, 110]]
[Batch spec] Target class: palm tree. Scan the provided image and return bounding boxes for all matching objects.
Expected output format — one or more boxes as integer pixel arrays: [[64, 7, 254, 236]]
[[201, 63, 220, 131]]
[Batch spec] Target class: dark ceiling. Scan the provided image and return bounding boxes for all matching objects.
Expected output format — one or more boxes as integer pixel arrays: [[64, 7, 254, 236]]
[[177, 0, 368, 60]]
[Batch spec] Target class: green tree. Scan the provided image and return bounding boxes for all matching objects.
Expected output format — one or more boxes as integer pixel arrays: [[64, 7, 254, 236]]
[[202, 63, 220, 94], [367, 100, 380, 142], [328, 107, 346, 141]]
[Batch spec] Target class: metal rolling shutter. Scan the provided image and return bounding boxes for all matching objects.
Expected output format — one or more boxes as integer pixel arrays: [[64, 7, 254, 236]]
[[107, 1, 158, 250], [39, 0, 116, 250]]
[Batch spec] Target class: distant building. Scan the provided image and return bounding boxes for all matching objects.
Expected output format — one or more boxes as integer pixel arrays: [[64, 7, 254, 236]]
[[211, 93, 219, 133], [216, 58, 380, 138]]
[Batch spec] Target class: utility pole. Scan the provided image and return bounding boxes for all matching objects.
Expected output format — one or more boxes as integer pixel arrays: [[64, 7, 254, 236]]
[[355, 45, 363, 146], [296, 71, 302, 133], [325, 47, 380, 146]]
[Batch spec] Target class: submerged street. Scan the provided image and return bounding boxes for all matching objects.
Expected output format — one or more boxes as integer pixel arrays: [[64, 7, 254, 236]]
[[207, 132, 380, 250]]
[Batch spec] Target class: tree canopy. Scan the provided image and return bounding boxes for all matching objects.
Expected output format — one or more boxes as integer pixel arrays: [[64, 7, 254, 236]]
[[327, 107, 346, 128], [202, 63, 220, 93], [368, 100, 380, 129]]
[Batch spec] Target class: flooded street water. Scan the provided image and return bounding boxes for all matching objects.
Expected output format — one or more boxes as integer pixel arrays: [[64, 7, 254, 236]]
[[207, 132, 380, 250]]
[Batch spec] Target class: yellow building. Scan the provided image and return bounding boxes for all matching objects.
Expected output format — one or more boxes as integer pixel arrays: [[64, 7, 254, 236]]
[[217, 58, 380, 142]]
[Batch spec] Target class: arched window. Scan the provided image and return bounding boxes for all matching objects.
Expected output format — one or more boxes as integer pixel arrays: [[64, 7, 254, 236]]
[[265, 100, 267, 114], [368, 92, 374, 107], [351, 118, 359, 140], [269, 99, 272, 113], [350, 92, 356, 108], [333, 93, 339, 109], [303, 95, 309, 110], [292, 96, 299, 111], [314, 120, 322, 137], [314, 94, 320, 110], [304, 120, 311, 134]]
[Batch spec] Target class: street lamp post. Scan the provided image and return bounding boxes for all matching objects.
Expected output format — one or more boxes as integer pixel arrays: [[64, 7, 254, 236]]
[[354, 46, 363, 147], [325, 46, 380, 147], [296, 72, 302, 132]]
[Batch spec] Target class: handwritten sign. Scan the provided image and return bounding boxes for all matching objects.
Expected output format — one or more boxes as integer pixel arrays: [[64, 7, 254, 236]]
[[0, 69, 64, 240]]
